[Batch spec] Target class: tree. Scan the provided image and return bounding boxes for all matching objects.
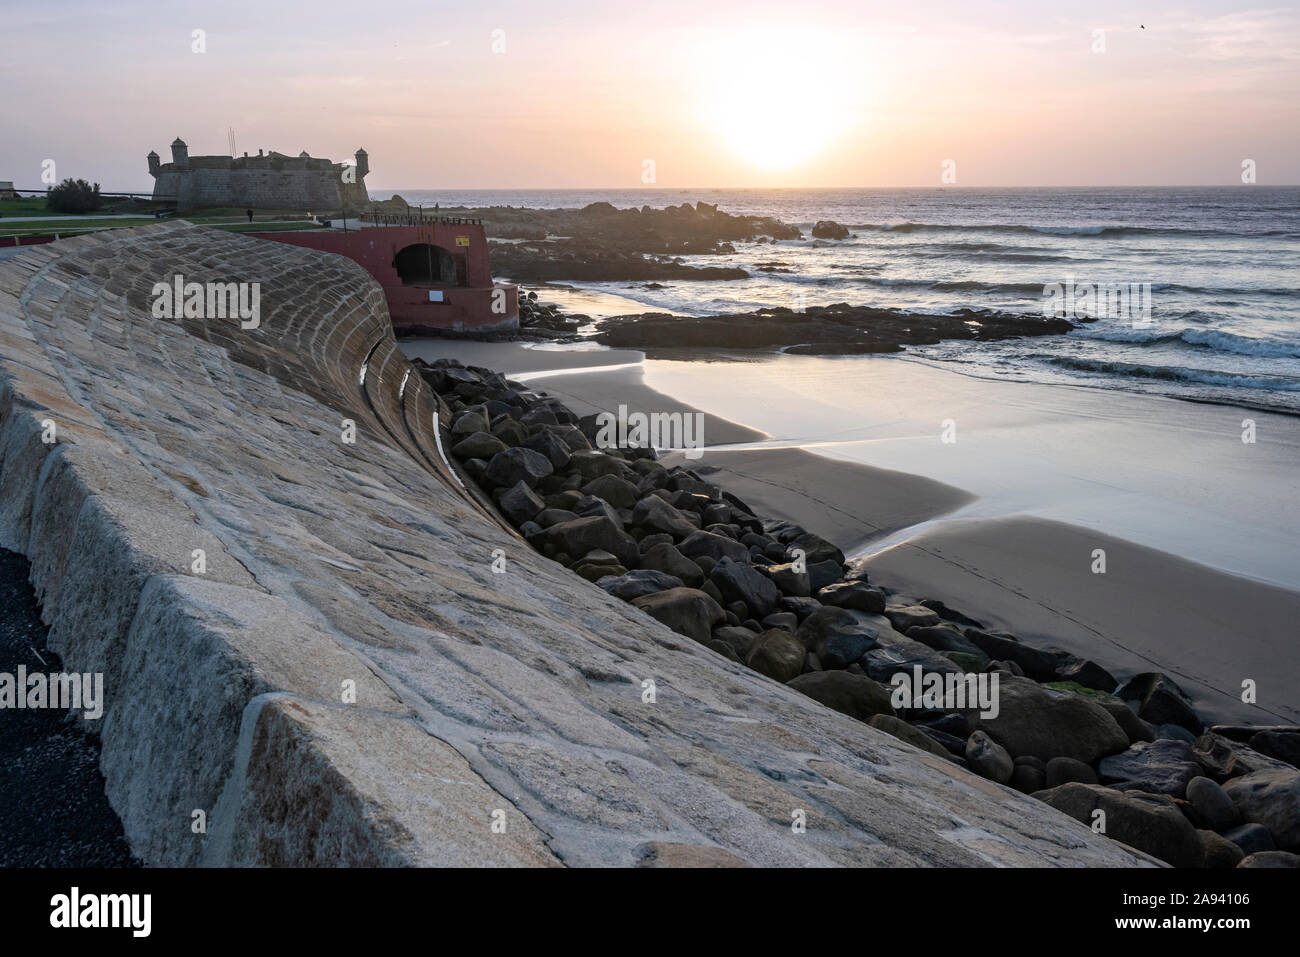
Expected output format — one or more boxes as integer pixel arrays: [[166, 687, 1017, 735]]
[[47, 178, 103, 214]]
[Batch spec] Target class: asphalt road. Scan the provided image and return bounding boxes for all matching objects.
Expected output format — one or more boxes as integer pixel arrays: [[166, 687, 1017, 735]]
[[0, 548, 138, 867]]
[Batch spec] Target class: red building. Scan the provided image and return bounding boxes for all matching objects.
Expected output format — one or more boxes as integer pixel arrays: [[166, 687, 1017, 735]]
[[256, 219, 518, 334]]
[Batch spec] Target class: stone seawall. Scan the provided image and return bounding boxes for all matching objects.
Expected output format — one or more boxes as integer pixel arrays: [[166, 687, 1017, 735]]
[[0, 222, 1154, 866], [152, 169, 367, 211]]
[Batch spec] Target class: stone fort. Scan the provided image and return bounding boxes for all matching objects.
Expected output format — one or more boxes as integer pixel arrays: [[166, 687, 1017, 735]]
[[148, 138, 370, 211]]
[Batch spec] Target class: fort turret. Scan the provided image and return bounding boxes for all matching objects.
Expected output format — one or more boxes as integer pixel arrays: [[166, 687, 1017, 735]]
[[147, 151, 160, 175], [170, 138, 189, 168], [355, 148, 369, 179]]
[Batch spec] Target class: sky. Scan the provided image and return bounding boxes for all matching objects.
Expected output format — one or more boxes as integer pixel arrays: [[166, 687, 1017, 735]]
[[2, 0, 1297, 191]]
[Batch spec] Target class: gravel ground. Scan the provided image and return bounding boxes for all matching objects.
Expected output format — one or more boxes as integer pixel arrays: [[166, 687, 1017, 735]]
[[0, 548, 138, 867]]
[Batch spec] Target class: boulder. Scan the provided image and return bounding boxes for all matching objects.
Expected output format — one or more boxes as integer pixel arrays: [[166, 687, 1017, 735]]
[[806, 559, 843, 593], [710, 557, 781, 618], [1249, 730, 1300, 769], [787, 531, 844, 566], [817, 581, 886, 613], [965, 730, 1013, 783], [969, 677, 1130, 764], [581, 474, 640, 509], [1099, 700, 1156, 745], [637, 541, 705, 588], [522, 430, 573, 470], [811, 220, 850, 239], [630, 587, 726, 643], [495, 480, 545, 526], [1222, 769, 1300, 849], [1045, 756, 1098, 788], [677, 530, 749, 564], [907, 624, 986, 658], [1033, 783, 1203, 868], [860, 629, 965, 684], [491, 417, 529, 447], [796, 606, 883, 670], [1198, 830, 1245, 869], [963, 629, 1073, 683], [631, 495, 699, 538], [765, 562, 811, 597], [567, 450, 626, 481], [711, 625, 759, 660], [787, 671, 895, 723], [451, 408, 489, 435], [451, 430, 508, 460], [885, 605, 940, 632], [1097, 739, 1205, 797], [1009, 762, 1046, 794], [1115, 672, 1203, 735], [1223, 823, 1275, 855], [1054, 657, 1118, 693], [868, 715, 954, 760], [484, 447, 554, 489], [1192, 731, 1294, 781], [1238, 851, 1300, 868], [1186, 776, 1239, 832], [545, 516, 638, 568], [745, 629, 807, 683], [596, 569, 684, 601]]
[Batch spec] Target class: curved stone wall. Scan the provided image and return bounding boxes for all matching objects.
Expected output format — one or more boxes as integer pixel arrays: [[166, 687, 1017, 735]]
[[0, 223, 1152, 866]]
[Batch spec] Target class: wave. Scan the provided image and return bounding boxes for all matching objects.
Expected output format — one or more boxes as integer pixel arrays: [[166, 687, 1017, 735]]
[[849, 221, 1298, 239], [1048, 356, 1300, 391], [1071, 326, 1300, 358]]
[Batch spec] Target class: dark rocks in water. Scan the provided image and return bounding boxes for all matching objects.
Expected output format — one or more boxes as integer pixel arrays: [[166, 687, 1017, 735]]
[[593, 303, 1076, 357], [596, 569, 685, 601], [968, 676, 1129, 764], [1033, 783, 1204, 868], [1186, 776, 1240, 832], [1097, 739, 1204, 797], [817, 581, 885, 613], [485, 446, 553, 489], [1222, 769, 1300, 849], [630, 587, 726, 643], [786, 670, 895, 723], [965, 730, 1014, 783], [746, 629, 807, 683], [811, 220, 851, 240], [1115, 672, 1203, 735]]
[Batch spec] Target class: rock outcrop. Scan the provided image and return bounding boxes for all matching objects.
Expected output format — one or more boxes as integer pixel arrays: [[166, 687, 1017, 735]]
[[0, 222, 1155, 866]]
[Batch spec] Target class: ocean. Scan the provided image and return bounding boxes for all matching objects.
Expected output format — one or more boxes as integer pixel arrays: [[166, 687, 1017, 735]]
[[387, 187, 1300, 414]]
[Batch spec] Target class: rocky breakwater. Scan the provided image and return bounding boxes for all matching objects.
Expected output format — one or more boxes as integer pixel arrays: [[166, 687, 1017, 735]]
[[435, 356, 1300, 868], [594, 303, 1076, 357], [0, 221, 1154, 866]]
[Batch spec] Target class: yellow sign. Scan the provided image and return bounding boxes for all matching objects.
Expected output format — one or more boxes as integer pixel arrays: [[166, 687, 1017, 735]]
[[455, 236, 470, 247]]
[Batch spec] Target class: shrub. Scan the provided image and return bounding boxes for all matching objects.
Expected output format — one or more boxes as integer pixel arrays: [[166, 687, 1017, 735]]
[[47, 178, 103, 214]]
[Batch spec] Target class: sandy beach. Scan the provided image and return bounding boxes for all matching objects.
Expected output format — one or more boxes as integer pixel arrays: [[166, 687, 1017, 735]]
[[403, 337, 1300, 727]]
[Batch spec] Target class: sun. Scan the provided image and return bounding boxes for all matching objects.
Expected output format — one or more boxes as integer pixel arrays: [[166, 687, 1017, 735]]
[[696, 25, 861, 171]]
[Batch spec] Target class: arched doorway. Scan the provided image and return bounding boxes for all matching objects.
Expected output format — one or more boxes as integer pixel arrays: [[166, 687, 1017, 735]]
[[393, 243, 460, 286]]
